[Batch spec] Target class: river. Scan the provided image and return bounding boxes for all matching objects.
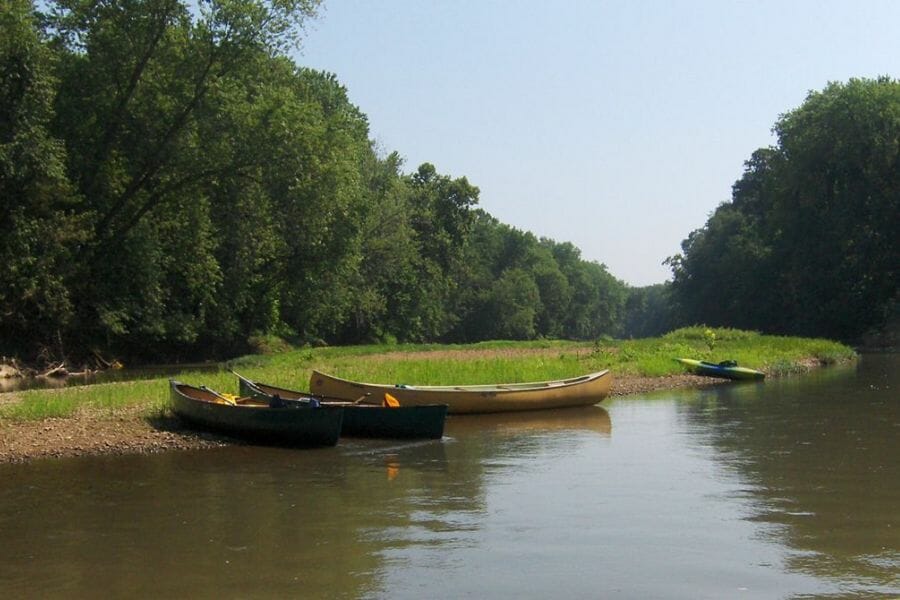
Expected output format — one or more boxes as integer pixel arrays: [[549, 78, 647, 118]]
[[0, 355, 896, 599]]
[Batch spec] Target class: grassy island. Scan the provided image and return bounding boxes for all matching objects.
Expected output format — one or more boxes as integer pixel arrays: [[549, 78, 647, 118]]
[[1, 328, 855, 426]]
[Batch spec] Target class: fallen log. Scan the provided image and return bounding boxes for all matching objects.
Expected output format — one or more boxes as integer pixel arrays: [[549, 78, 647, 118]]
[[37, 363, 69, 379]]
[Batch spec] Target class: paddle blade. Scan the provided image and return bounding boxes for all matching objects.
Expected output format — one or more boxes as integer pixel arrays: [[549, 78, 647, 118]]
[[383, 393, 400, 408]]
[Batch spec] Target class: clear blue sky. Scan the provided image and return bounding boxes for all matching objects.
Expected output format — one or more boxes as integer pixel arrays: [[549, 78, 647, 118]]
[[296, 0, 899, 286]]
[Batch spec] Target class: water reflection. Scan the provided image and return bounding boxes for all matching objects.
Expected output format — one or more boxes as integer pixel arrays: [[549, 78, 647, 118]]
[[676, 355, 900, 595], [359, 405, 613, 597], [0, 442, 457, 599], [446, 405, 611, 437], [0, 406, 612, 598]]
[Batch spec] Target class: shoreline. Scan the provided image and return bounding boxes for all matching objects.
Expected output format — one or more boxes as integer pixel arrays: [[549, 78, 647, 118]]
[[0, 374, 725, 464]]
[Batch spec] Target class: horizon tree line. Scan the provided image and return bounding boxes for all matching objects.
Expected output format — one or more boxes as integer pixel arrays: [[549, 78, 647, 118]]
[[2, 1, 895, 366]]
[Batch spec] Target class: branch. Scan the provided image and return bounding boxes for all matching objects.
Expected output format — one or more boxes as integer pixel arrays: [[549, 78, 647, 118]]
[[82, 0, 179, 198], [95, 50, 218, 235]]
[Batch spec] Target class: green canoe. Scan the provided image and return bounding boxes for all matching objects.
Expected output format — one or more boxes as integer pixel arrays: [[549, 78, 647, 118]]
[[169, 380, 343, 447], [236, 373, 448, 440], [675, 358, 765, 381]]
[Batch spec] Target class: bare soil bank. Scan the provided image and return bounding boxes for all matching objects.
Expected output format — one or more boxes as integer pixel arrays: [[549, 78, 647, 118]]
[[0, 374, 723, 464]]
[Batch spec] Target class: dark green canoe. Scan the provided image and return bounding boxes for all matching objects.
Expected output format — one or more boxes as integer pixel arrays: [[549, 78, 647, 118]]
[[235, 373, 447, 439], [169, 380, 343, 447]]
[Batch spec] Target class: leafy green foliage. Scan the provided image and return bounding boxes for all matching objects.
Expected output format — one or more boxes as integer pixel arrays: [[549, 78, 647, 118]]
[[668, 78, 900, 342], [0, 0, 86, 358], [1, 0, 633, 363], [13, 1, 882, 365], [621, 284, 677, 338]]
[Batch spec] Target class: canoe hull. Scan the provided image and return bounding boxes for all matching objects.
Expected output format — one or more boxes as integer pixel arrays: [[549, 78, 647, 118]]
[[237, 376, 448, 439], [676, 359, 765, 381], [308, 369, 612, 415], [169, 380, 342, 447], [340, 404, 447, 439]]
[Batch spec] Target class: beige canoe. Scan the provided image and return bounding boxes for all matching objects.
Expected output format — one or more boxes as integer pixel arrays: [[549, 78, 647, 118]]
[[308, 369, 612, 415]]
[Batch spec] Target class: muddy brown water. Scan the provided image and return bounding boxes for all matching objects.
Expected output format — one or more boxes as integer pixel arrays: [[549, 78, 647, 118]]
[[0, 356, 897, 599]]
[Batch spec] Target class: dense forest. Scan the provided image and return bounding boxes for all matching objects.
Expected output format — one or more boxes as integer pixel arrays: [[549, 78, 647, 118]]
[[1, 0, 630, 363], [1, 1, 897, 366], [666, 78, 899, 343]]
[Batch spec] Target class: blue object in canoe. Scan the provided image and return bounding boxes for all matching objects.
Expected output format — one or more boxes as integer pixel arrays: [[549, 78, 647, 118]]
[[234, 372, 447, 439], [675, 358, 765, 381]]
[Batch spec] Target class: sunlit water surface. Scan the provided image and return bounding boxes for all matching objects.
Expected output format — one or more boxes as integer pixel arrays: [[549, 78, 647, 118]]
[[1, 355, 897, 599]]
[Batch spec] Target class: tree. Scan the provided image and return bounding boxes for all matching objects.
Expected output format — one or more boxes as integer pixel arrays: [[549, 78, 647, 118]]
[[666, 204, 774, 329], [260, 67, 371, 342], [668, 78, 900, 341], [40, 0, 327, 357], [1, 0, 643, 361], [484, 268, 541, 340], [399, 163, 480, 341], [622, 284, 678, 338], [548, 242, 625, 339], [532, 243, 572, 338], [0, 0, 85, 359], [770, 78, 899, 339]]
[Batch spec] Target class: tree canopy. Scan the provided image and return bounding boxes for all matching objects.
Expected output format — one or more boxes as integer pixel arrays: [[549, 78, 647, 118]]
[[3, 2, 895, 364], [1, 0, 630, 364], [667, 78, 899, 342]]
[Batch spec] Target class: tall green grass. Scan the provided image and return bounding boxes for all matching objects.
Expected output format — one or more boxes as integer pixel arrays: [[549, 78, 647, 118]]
[[0, 328, 856, 421], [0, 380, 170, 420]]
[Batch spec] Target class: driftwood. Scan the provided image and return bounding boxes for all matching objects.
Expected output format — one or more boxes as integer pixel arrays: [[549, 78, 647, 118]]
[[2, 352, 114, 384], [92, 350, 114, 369], [0, 357, 35, 379], [37, 362, 69, 379], [36, 362, 97, 379], [0, 362, 22, 379], [92, 350, 123, 370]]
